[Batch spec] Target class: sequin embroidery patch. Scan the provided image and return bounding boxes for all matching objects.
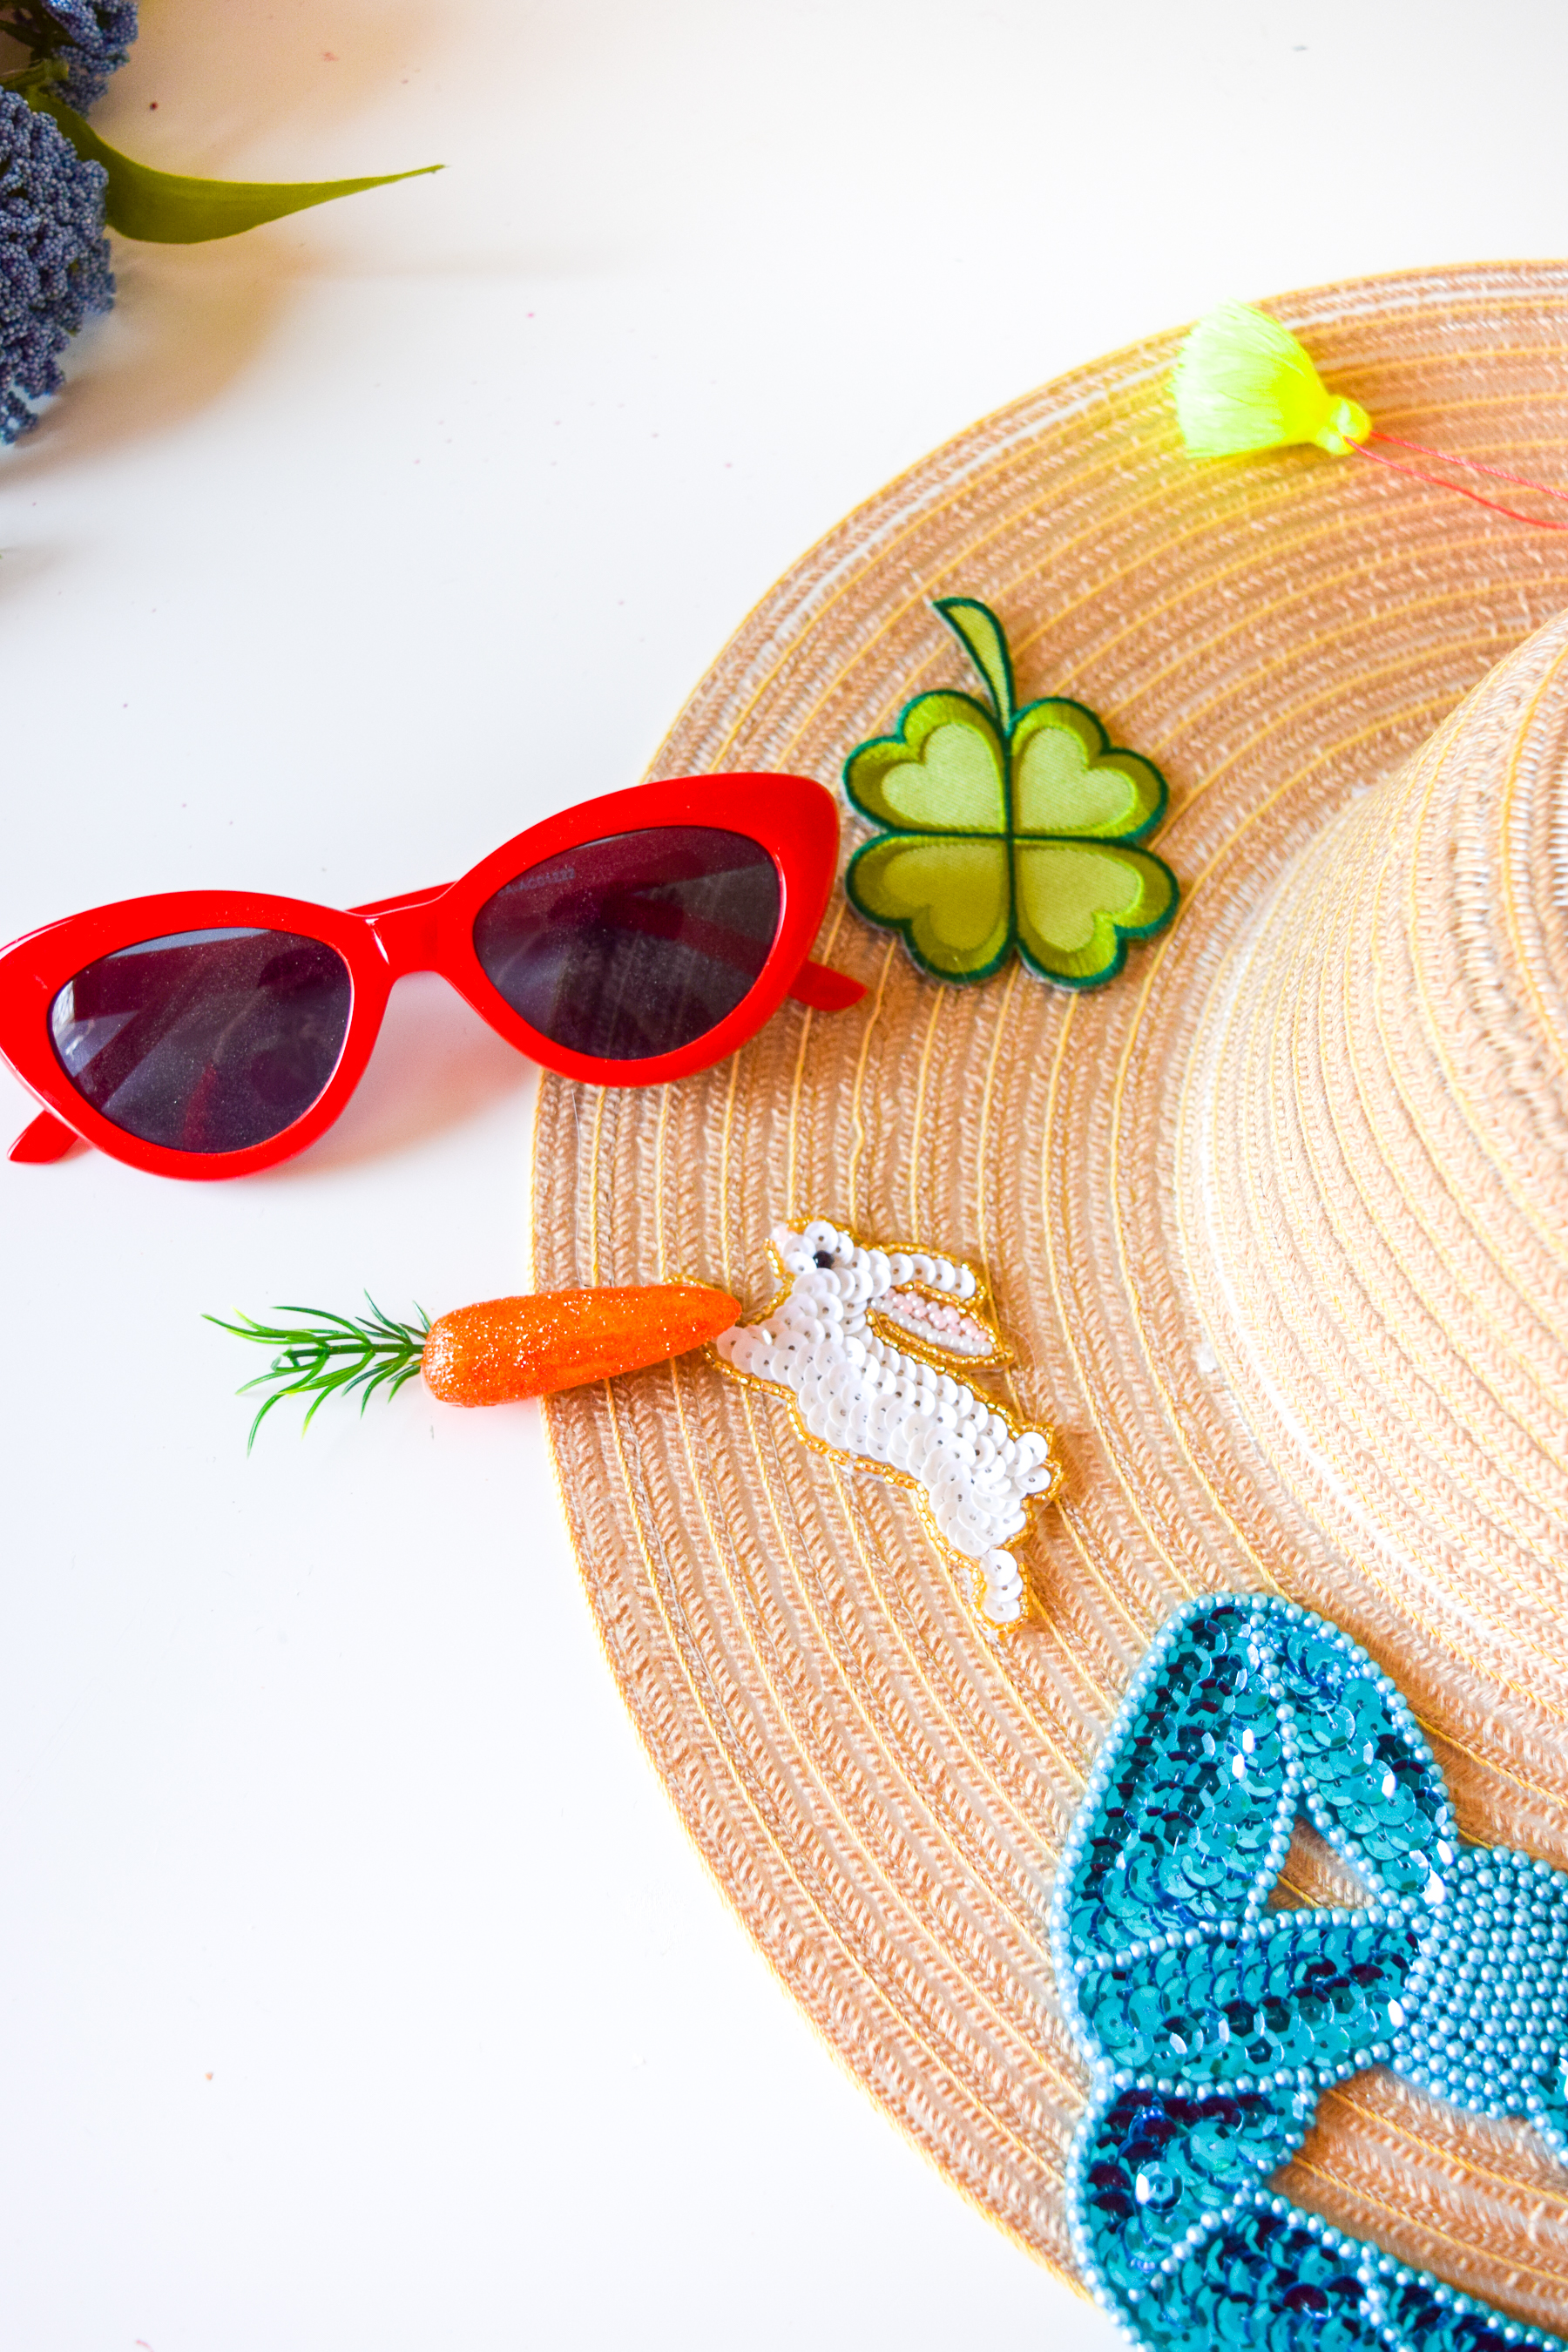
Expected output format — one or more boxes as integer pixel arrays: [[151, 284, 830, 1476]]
[[1054, 1595, 1568, 2352], [713, 1217, 1058, 1627]]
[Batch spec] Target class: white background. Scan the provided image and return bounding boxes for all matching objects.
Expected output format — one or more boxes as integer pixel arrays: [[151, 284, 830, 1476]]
[[2, 2, 1565, 2344]]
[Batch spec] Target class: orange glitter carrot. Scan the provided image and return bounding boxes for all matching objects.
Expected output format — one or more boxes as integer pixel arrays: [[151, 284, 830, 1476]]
[[209, 1284, 740, 1445], [422, 1286, 739, 1405]]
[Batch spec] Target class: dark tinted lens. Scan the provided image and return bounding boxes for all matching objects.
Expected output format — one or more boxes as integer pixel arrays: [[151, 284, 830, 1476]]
[[472, 826, 781, 1062], [50, 926, 353, 1153]]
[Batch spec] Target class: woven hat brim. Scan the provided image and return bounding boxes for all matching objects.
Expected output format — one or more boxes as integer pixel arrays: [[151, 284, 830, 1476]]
[[533, 261, 1568, 2318]]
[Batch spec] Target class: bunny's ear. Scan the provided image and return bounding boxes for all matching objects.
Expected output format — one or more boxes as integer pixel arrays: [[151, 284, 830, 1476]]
[[1271, 1612, 1455, 1904], [868, 1257, 1008, 1369], [1052, 1598, 1297, 1977]]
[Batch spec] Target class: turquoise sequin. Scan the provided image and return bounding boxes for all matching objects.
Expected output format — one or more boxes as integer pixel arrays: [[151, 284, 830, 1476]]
[[1053, 1597, 1568, 2352]]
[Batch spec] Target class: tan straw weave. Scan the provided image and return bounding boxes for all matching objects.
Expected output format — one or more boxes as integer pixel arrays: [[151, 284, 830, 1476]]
[[532, 261, 1568, 2325]]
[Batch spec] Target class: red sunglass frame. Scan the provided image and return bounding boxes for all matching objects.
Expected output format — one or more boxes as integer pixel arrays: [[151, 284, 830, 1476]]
[[0, 773, 861, 1182]]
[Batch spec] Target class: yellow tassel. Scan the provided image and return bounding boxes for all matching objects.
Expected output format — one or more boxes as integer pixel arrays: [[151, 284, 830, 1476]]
[[1172, 299, 1371, 459]]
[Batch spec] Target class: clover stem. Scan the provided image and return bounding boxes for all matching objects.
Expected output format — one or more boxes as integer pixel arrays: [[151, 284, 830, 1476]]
[[933, 596, 1018, 733]]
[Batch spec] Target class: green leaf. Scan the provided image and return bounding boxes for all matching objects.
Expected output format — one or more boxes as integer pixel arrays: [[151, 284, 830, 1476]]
[[206, 1297, 430, 1450], [846, 834, 1012, 982], [934, 597, 1017, 732], [843, 693, 1006, 835], [1010, 700, 1168, 841], [1012, 841, 1178, 985], [37, 97, 441, 244]]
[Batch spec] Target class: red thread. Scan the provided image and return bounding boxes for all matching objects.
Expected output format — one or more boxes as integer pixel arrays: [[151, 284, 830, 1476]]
[[1371, 430, 1568, 508], [1352, 436, 1568, 532]]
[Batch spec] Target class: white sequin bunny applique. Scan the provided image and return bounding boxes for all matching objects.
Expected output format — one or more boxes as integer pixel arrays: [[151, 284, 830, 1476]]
[[714, 1218, 1058, 1628]]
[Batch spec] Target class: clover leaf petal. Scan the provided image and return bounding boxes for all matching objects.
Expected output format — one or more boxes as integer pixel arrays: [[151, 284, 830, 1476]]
[[847, 834, 1010, 981], [1013, 841, 1177, 986], [1010, 700, 1167, 841], [843, 692, 1006, 835]]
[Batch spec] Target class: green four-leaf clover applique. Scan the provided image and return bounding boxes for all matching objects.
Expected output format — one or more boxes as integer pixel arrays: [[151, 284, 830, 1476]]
[[844, 598, 1179, 987]]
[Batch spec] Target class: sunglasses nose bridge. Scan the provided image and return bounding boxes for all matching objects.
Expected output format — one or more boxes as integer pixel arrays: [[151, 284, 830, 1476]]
[[359, 889, 443, 975]]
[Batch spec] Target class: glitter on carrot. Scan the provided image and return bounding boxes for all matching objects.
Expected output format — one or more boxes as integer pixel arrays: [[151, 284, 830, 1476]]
[[422, 1287, 740, 1405], [208, 1285, 740, 1446]]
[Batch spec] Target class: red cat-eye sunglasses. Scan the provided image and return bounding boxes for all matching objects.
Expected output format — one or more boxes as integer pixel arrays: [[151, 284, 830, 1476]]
[[0, 773, 863, 1182]]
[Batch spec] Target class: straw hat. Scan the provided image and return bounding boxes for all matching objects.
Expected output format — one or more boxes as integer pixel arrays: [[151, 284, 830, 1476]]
[[531, 260, 1568, 2327]]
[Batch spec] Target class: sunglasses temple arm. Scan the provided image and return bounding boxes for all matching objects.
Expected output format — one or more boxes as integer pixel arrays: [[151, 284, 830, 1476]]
[[787, 957, 866, 1012], [10, 1108, 81, 1164]]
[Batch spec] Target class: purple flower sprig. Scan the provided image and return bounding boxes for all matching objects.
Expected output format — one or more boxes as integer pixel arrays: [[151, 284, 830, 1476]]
[[0, 84, 110, 441], [0, 1, 138, 115]]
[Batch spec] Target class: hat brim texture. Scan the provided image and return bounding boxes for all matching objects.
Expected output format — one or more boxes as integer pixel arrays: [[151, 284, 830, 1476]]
[[533, 261, 1568, 2320]]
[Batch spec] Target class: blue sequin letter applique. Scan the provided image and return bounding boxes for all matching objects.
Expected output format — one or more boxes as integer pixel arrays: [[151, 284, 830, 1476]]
[[1052, 1595, 1568, 2352]]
